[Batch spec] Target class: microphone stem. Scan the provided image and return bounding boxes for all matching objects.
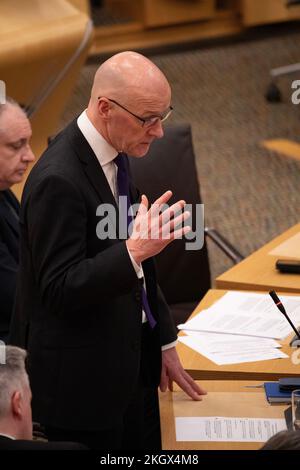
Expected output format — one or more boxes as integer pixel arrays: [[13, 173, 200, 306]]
[[282, 311, 300, 340]]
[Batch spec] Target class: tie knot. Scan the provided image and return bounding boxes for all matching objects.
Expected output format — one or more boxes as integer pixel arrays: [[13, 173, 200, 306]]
[[114, 152, 126, 171]]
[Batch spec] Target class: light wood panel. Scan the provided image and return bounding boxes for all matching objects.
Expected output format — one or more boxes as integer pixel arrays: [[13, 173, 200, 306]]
[[91, 11, 242, 56], [215, 223, 300, 294], [92, 0, 300, 56], [262, 139, 300, 163], [142, 0, 215, 28], [242, 0, 300, 26], [106, 0, 216, 28], [68, 0, 90, 15], [0, 0, 93, 200]]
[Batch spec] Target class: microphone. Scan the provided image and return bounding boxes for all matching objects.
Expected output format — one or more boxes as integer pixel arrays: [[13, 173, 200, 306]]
[[269, 290, 300, 347]]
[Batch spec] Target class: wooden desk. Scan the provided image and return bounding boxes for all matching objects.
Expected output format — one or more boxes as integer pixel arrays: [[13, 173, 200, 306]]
[[215, 223, 300, 294], [159, 380, 288, 450], [177, 289, 300, 381]]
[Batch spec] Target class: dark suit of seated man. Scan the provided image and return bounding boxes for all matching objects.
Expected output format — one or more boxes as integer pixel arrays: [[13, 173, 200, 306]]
[[0, 435, 87, 450], [0, 345, 87, 450], [0, 98, 35, 342]]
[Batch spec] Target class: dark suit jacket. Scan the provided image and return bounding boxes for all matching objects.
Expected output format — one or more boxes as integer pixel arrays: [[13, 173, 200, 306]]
[[10, 119, 177, 431], [0, 435, 87, 450], [0, 189, 20, 339]]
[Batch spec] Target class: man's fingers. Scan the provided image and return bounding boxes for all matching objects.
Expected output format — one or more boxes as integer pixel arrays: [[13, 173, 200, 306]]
[[158, 224, 191, 244], [175, 373, 206, 401], [153, 190, 173, 207], [160, 200, 186, 225], [168, 367, 207, 400], [172, 225, 191, 239], [159, 367, 168, 393], [134, 195, 148, 225], [138, 195, 148, 214], [181, 382, 203, 401], [181, 370, 207, 396], [149, 200, 162, 220], [161, 211, 190, 238]]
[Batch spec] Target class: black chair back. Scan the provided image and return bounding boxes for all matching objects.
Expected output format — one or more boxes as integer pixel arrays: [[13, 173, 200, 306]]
[[129, 124, 211, 306]]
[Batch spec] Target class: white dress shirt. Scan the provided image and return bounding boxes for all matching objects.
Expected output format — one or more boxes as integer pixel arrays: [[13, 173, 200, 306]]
[[77, 110, 176, 350]]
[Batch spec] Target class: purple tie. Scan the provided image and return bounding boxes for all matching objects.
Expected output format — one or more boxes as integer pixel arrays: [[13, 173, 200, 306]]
[[114, 153, 156, 329]]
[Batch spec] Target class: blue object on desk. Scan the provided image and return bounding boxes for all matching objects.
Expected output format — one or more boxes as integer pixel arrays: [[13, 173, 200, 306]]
[[264, 382, 292, 403]]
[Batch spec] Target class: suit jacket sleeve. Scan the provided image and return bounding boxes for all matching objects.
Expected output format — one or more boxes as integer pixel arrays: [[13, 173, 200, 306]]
[[156, 284, 177, 346], [23, 174, 139, 315]]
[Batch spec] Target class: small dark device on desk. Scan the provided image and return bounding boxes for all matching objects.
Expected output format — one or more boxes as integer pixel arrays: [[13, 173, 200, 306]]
[[276, 259, 300, 274], [279, 378, 300, 391]]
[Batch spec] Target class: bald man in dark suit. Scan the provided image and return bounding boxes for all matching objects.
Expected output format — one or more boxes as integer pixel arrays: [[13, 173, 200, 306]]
[[10, 52, 206, 450]]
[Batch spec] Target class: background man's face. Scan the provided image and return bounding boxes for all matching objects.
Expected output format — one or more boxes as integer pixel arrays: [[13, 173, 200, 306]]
[[0, 105, 34, 190]]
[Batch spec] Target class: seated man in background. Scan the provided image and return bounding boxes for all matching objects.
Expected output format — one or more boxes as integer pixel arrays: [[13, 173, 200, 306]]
[[0, 345, 86, 450], [0, 98, 34, 342]]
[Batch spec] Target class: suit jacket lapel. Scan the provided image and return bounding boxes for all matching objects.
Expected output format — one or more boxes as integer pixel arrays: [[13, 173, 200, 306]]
[[0, 190, 19, 237], [5, 189, 20, 214], [66, 120, 120, 234]]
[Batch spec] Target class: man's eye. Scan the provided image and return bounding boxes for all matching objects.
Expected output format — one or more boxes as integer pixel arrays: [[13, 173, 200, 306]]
[[10, 142, 23, 150], [145, 117, 159, 124]]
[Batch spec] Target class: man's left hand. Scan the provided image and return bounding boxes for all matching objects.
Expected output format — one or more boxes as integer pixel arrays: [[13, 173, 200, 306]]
[[160, 347, 207, 400]]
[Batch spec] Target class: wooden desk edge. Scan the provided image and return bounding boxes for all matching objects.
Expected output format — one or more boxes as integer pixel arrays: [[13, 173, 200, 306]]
[[187, 369, 300, 381]]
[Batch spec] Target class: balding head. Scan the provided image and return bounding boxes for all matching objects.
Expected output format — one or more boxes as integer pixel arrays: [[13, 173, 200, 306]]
[[0, 98, 34, 190], [0, 98, 26, 134], [86, 52, 172, 157], [90, 51, 170, 106]]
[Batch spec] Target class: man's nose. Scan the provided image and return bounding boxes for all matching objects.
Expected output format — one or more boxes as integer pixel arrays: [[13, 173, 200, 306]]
[[148, 120, 164, 139], [22, 145, 35, 162]]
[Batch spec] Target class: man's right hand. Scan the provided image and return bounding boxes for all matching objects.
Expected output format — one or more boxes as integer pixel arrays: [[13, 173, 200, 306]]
[[126, 190, 191, 265]]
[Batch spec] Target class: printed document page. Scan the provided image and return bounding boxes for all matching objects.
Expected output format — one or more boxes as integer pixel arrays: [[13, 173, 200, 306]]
[[175, 417, 286, 442], [178, 333, 286, 365], [178, 291, 300, 339]]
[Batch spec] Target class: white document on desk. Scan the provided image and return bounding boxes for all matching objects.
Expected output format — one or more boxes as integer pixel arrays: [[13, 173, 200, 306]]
[[184, 330, 281, 348], [178, 291, 300, 339], [178, 334, 287, 365], [175, 417, 286, 442]]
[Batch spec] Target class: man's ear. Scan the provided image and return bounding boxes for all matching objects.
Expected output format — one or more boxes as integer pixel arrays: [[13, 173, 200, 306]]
[[97, 98, 110, 120], [11, 391, 22, 419]]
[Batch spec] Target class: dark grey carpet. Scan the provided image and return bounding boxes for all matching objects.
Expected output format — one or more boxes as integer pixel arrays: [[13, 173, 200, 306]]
[[60, 28, 300, 283]]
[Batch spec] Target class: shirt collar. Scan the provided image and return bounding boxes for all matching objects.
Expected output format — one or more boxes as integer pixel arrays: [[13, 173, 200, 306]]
[[77, 110, 118, 166], [0, 433, 16, 440]]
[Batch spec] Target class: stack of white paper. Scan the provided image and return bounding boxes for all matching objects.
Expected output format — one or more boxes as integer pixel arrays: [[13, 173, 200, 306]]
[[179, 332, 286, 365], [178, 291, 300, 365]]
